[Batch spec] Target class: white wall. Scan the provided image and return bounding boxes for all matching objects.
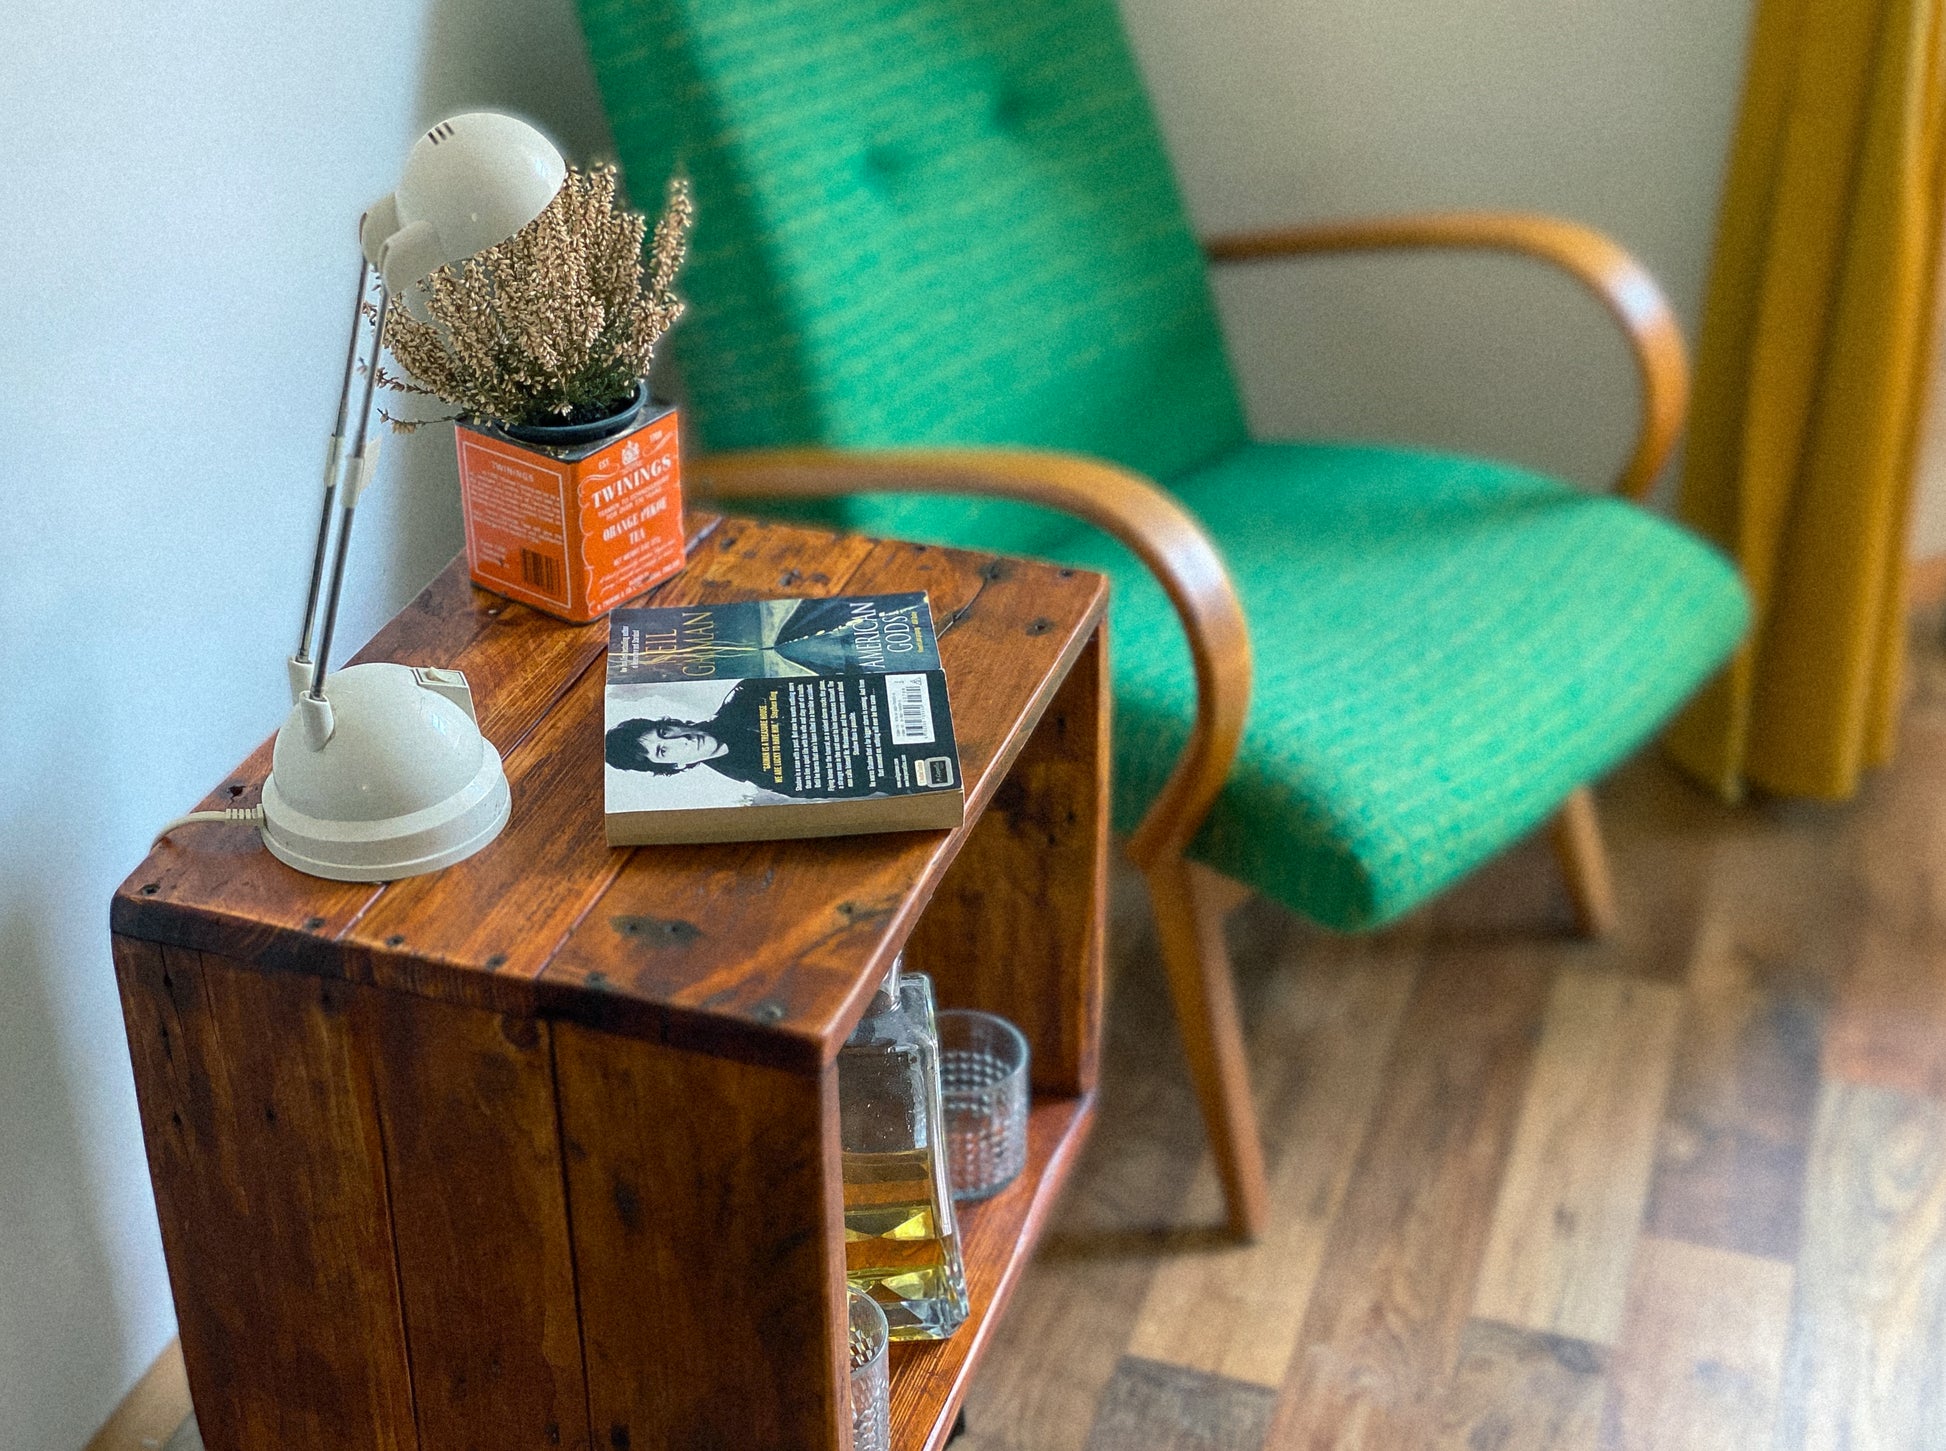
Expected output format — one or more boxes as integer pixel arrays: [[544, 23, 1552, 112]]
[[0, 2, 607, 1447], [1122, 0, 1755, 494], [0, 2, 1752, 1446]]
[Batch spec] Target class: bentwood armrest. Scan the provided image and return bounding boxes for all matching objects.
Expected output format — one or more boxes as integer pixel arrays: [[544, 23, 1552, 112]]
[[690, 447, 1252, 866], [1204, 212, 1690, 502]]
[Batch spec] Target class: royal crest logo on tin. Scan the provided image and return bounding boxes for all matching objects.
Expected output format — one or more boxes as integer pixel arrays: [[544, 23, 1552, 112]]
[[622, 439, 642, 466]]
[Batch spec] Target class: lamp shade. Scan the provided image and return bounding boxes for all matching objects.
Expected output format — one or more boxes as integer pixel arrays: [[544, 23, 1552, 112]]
[[361, 112, 566, 293]]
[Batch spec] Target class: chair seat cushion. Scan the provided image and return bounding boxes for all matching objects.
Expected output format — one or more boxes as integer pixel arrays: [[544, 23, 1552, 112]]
[[1047, 443, 1748, 929]]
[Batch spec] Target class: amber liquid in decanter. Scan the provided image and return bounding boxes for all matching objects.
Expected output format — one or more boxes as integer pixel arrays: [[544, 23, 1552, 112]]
[[838, 957, 970, 1340]]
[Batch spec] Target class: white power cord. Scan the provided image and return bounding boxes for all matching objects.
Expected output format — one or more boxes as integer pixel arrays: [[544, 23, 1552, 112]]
[[152, 806, 266, 846]]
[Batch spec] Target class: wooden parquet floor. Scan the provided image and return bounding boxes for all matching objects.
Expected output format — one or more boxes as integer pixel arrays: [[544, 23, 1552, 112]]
[[958, 626, 1946, 1451]]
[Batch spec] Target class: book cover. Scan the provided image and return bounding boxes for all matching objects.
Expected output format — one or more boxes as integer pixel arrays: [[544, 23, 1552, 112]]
[[603, 594, 966, 845]]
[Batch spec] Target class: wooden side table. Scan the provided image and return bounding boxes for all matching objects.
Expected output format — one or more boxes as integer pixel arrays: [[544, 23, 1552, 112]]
[[111, 515, 1109, 1451]]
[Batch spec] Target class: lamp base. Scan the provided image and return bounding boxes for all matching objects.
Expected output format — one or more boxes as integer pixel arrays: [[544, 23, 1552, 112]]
[[259, 661, 512, 883], [261, 754, 510, 882]]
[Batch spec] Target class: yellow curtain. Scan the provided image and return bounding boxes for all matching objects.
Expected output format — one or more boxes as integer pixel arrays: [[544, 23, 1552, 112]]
[[1667, 0, 1946, 800]]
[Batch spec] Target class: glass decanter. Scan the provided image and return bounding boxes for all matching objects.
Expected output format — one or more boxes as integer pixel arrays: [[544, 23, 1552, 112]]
[[837, 954, 970, 1340]]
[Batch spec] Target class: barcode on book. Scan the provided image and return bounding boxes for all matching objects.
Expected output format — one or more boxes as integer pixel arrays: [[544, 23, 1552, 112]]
[[520, 548, 562, 594], [886, 674, 935, 745]]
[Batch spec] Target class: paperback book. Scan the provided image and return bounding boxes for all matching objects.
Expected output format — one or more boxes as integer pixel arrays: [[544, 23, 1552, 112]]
[[603, 594, 965, 845]]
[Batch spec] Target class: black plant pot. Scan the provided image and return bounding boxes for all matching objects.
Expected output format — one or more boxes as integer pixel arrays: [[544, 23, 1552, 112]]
[[496, 380, 651, 450]]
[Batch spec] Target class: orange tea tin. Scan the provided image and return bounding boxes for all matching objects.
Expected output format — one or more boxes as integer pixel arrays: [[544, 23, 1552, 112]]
[[454, 401, 686, 624]]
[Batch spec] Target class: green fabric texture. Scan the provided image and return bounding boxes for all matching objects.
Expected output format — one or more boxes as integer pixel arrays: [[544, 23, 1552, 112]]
[[803, 450, 1748, 929], [1061, 446, 1746, 927], [581, 0, 1247, 484], [576, 0, 1752, 930]]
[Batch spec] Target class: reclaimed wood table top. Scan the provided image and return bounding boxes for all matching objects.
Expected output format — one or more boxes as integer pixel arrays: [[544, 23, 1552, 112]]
[[113, 512, 1109, 1072]]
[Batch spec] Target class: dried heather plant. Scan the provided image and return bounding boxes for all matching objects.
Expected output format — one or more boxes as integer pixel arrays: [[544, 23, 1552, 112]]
[[380, 167, 692, 431]]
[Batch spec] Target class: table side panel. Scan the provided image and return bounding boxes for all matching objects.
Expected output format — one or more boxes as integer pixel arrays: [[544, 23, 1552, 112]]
[[112, 937, 417, 1451], [907, 622, 1109, 1097], [542, 543, 1106, 1068], [552, 1022, 849, 1451], [365, 996, 594, 1451]]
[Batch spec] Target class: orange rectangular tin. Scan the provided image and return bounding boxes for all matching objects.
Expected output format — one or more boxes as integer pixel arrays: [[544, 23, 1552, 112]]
[[454, 401, 685, 623]]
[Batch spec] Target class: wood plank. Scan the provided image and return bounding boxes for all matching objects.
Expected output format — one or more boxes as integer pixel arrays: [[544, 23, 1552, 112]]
[[906, 623, 1109, 1097], [1569, 754, 1738, 987], [542, 540, 1106, 1068], [364, 996, 591, 1451], [1472, 970, 1681, 1345], [112, 938, 415, 1451], [106, 517, 732, 963], [632, 512, 879, 614], [1823, 697, 1946, 1099], [1603, 1237, 1794, 1451], [1128, 938, 1417, 1389], [1827, 900, 1946, 1101], [552, 1022, 849, 1451], [887, 1097, 1095, 1451], [1080, 1358, 1276, 1451], [949, 1248, 1140, 1451], [1645, 827, 1828, 1261], [937, 698, 1946, 1451], [1773, 1081, 1946, 1451], [1429, 1320, 1606, 1451], [1268, 946, 1552, 1451], [84, 1338, 190, 1451]]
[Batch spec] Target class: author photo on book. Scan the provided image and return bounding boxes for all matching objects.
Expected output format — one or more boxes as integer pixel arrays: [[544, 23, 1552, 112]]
[[606, 679, 879, 801]]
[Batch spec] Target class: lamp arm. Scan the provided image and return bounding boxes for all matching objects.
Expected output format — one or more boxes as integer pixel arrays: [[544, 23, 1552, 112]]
[[307, 287, 391, 705], [292, 258, 379, 697]]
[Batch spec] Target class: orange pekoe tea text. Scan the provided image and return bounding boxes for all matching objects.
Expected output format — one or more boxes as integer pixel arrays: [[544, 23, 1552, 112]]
[[454, 403, 686, 623]]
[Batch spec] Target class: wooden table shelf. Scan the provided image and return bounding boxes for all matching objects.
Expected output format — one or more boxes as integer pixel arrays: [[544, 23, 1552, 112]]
[[889, 1095, 1094, 1451], [111, 514, 1109, 1451]]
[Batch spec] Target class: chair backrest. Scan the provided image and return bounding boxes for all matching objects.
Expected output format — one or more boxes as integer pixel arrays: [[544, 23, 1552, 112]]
[[577, 0, 1248, 488]]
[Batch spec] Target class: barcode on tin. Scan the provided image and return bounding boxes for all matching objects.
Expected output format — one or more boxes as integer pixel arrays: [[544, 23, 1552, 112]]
[[885, 674, 935, 745], [519, 548, 562, 593]]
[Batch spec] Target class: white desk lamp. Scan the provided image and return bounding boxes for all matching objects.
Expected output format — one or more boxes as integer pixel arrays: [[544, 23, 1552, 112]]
[[259, 113, 567, 881]]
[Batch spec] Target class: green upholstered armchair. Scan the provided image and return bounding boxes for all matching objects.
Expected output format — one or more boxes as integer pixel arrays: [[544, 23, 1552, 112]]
[[575, 0, 1750, 1238]]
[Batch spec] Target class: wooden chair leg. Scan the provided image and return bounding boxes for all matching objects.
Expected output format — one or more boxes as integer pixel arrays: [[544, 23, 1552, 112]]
[[1549, 785, 1618, 938], [1142, 853, 1270, 1241]]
